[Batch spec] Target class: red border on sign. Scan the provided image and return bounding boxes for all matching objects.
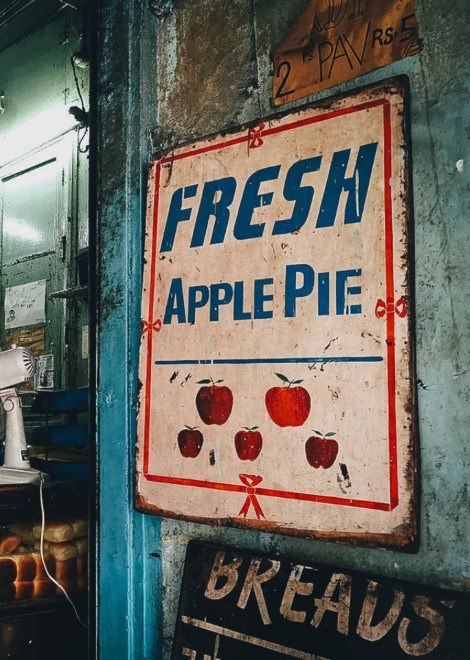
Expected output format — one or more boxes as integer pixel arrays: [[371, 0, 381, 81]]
[[142, 98, 399, 513]]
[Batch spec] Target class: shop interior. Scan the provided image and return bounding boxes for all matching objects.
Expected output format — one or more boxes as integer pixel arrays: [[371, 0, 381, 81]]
[[0, 1, 92, 657]]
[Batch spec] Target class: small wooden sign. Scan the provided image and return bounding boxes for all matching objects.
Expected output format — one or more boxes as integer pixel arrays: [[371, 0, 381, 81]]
[[5, 326, 45, 391], [136, 78, 417, 548], [273, 0, 420, 106], [172, 542, 470, 659]]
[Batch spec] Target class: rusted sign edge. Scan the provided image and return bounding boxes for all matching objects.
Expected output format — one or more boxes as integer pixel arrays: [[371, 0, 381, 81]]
[[136, 490, 417, 551], [136, 76, 419, 551]]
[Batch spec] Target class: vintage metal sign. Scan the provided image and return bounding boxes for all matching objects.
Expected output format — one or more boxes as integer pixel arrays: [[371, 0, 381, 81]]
[[136, 78, 417, 548], [273, 0, 420, 106], [172, 542, 470, 659]]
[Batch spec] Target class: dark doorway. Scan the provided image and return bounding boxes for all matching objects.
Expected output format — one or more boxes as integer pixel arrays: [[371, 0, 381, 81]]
[[0, 1, 93, 657]]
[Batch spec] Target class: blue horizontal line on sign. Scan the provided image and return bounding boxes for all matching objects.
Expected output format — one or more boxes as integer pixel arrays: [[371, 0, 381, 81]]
[[155, 356, 383, 365]]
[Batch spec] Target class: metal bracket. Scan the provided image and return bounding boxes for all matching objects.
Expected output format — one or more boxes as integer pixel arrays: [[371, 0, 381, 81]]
[[149, 0, 173, 19]]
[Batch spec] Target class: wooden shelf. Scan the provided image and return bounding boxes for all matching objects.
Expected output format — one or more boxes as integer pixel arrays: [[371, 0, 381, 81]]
[[0, 592, 87, 622], [0, 481, 88, 524]]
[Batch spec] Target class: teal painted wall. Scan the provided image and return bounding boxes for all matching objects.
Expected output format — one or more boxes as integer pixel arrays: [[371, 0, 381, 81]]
[[96, 1, 469, 657]]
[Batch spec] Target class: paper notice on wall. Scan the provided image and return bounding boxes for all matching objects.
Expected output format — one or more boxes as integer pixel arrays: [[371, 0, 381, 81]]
[[34, 354, 54, 390], [4, 280, 46, 329]]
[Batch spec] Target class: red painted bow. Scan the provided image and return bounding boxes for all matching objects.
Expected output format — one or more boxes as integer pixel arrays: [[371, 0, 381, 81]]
[[238, 474, 265, 520], [142, 319, 162, 334], [375, 297, 407, 319], [248, 124, 266, 149]]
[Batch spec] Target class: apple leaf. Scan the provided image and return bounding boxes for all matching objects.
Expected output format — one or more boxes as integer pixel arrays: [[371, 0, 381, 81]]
[[292, 379, 304, 384], [251, 426, 259, 430], [197, 379, 212, 384], [325, 432, 336, 437], [275, 373, 289, 383], [215, 379, 224, 383], [313, 430, 323, 436]]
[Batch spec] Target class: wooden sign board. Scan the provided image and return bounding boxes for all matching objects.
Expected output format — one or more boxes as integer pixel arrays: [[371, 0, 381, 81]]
[[5, 326, 45, 391], [136, 78, 417, 548], [172, 541, 470, 659], [273, 0, 420, 106]]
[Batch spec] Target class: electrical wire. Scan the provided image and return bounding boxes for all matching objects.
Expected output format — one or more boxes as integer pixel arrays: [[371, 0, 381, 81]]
[[39, 473, 88, 628], [77, 125, 89, 154], [70, 54, 86, 112], [70, 55, 89, 153]]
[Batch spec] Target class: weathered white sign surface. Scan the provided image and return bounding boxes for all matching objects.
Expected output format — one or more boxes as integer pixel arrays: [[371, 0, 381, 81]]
[[136, 79, 417, 548]]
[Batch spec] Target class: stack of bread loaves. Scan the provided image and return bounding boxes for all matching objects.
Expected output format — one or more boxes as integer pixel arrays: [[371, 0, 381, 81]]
[[0, 518, 87, 602]]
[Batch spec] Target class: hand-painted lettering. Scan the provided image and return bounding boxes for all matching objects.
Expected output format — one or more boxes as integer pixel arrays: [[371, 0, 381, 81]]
[[159, 143, 378, 253], [162, 264, 362, 326], [191, 177, 237, 248], [237, 559, 281, 625], [316, 142, 378, 227], [234, 165, 280, 241], [160, 184, 198, 253], [201, 554, 456, 656], [273, 156, 322, 235]]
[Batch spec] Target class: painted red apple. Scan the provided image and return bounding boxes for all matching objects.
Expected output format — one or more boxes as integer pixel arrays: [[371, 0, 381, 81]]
[[196, 378, 233, 425], [305, 431, 338, 469], [265, 373, 311, 427], [177, 426, 204, 458], [235, 427, 262, 461]]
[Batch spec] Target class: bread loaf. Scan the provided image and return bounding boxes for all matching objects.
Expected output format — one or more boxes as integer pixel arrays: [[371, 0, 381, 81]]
[[15, 581, 34, 600], [0, 533, 21, 555], [8, 521, 36, 546], [14, 545, 31, 555], [33, 540, 78, 561], [0, 557, 17, 583], [32, 520, 75, 543], [70, 518, 87, 538], [33, 580, 56, 599], [16, 554, 36, 582], [55, 557, 77, 582], [0, 554, 36, 582], [32, 552, 55, 581], [73, 537, 88, 556], [31, 553, 56, 599]]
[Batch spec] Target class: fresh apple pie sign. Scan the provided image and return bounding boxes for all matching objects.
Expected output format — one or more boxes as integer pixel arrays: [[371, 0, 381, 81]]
[[136, 78, 417, 549]]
